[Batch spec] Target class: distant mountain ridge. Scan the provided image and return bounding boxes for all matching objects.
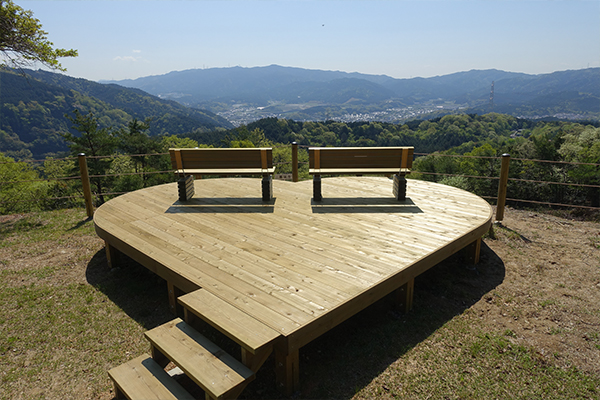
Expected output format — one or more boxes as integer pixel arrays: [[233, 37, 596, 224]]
[[104, 65, 600, 124]]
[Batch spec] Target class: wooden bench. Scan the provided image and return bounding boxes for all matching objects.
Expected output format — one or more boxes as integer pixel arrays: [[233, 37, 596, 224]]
[[308, 146, 414, 201], [169, 148, 275, 201]]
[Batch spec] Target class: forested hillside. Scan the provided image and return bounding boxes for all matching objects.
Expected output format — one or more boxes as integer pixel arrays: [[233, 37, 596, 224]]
[[0, 69, 233, 159], [1, 111, 599, 215]]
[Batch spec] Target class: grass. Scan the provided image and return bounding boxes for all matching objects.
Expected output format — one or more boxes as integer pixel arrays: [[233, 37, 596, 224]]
[[1, 207, 599, 399], [0, 209, 173, 399]]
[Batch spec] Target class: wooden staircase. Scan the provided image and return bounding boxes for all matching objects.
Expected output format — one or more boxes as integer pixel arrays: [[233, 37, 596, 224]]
[[108, 289, 281, 400]]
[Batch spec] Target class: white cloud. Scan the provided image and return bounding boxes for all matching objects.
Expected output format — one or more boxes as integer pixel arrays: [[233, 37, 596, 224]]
[[132, 50, 142, 54], [113, 55, 138, 62]]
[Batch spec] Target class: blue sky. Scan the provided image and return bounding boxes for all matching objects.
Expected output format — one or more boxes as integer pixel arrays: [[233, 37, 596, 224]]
[[18, 0, 600, 82]]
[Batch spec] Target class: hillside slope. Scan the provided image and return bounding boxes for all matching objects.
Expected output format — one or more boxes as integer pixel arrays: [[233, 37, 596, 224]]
[[0, 69, 233, 159]]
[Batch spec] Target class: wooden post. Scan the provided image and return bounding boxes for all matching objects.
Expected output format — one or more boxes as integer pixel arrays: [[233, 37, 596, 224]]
[[464, 237, 482, 264], [78, 153, 94, 218], [395, 278, 414, 313], [276, 349, 300, 396], [104, 241, 121, 269], [291, 142, 299, 182], [167, 282, 184, 317], [496, 153, 510, 222]]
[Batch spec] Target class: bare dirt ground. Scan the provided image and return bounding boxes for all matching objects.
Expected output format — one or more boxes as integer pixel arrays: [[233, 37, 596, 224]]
[[475, 208, 600, 376]]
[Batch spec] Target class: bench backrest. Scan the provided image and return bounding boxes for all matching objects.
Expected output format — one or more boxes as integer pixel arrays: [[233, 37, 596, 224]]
[[309, 147, 414, 170], [169, 148, 273, 171]]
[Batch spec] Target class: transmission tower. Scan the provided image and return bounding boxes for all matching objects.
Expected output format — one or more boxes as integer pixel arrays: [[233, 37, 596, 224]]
[[489, 81, 495, 110]]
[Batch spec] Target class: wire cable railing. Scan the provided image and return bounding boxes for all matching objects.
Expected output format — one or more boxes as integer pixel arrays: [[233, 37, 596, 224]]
[[1, 146, 598, 218]]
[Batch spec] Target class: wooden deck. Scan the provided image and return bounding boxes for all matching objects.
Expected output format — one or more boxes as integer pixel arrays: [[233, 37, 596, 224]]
[[95, 177, 492, 398]]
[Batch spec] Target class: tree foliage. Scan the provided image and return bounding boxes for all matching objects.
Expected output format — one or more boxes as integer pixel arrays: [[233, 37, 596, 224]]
[[0, 152, 47, 213], [1, 111, 599, 215], [61, 110, 118, 205], [0, 0, 77, 71]]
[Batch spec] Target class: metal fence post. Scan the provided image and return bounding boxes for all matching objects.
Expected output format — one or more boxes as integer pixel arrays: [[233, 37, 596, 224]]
[[78, 153, 94, 218], [292, 142, 299, 182], [495, 153, 510, 222]]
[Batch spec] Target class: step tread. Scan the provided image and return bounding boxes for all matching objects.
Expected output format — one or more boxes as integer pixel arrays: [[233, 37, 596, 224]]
[[108, 354, 194, 400], [179, 289, 281, 354], [145, 318, 254, 399]]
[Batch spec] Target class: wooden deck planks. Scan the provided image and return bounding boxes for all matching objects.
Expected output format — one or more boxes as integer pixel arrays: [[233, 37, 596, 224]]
[[96, 176, 492, 364]]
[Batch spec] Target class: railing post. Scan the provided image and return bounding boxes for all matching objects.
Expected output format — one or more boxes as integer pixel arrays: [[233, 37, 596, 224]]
[[78, 153, 94, 218], [495, 153, 510, 222], [292, 142, 299, 182]]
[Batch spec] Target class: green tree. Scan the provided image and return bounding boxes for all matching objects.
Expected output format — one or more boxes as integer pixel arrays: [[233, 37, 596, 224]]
[[62, 110, 118, 205], [0, 0, 77, 71], [558, 126, 600, 207], [0, 152, 47, 214], [160, 134, 200, 150], [222, 126, 271, 148], [41, 156, 80, 210], [116, 118, 163, 188]]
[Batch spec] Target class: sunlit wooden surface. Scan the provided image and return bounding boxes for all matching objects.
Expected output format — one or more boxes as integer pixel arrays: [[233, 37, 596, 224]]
[[95, 176, 492, 393]]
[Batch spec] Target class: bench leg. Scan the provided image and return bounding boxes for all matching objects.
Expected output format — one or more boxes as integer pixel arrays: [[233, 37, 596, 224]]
[[177, 175, 194, 201], [262, 175, 273, 201], [393, 173, 407, 201], [313, 175, 322, 201]]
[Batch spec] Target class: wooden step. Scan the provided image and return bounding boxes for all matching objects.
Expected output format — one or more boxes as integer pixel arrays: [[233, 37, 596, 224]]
[[179, 288, 281, 354], [145, 318, 254, 400], [108, 354, 195, 400]]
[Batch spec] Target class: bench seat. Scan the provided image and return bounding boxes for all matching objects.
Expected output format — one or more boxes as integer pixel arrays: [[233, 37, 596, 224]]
[[309, 167, 411, 175], [174, 168, 275, 176]]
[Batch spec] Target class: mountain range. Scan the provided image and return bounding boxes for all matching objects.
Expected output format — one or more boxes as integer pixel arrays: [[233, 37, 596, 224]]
[[1, 65, 598, 160], [104, 65, 600, 124]]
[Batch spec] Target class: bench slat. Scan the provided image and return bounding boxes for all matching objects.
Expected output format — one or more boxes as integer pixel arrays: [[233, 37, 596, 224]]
[[309, 168, 410, 175], [175, 168, 275, 176], [170, 148, 274, 171]]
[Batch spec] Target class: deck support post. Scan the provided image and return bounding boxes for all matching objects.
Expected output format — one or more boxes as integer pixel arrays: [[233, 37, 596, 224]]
[[395, 278, 414, 313], [393, 173, 407, 201], [464, 237, 482, 264], [104, 241, 121, 269], [275, 349, 300, 396], [167, 282, 184, 317]]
